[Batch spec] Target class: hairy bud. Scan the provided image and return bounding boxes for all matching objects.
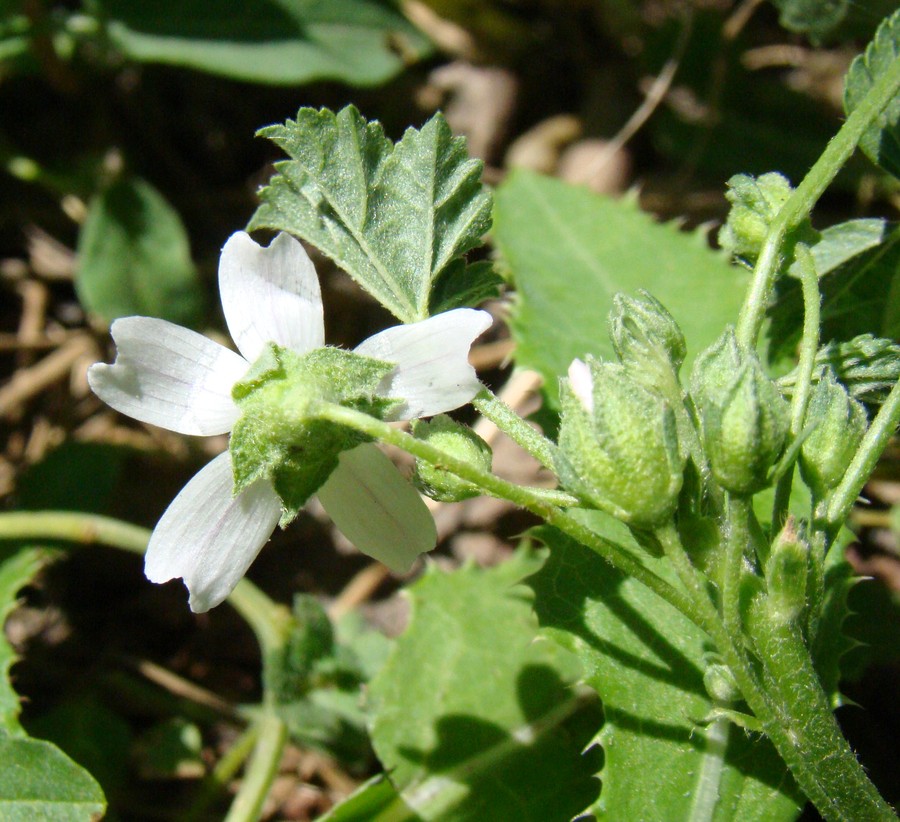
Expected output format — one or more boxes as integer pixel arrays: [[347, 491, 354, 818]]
[[765, 518, 809, 624], [557, 358, 684, 527], [609, 290, 687, 375], [412, 415, 492, 502]]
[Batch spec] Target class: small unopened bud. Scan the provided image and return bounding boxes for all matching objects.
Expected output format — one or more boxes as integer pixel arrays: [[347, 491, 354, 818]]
[[557, 357, 684, 527], [692, 331, 789, 496], [765, 518, 809, 624], [800, 371, 867, 496], [609, 290, 687, 374], [703, 662, 741, 704], [412, 415, 492, 502], [718, 173, 794, 262]]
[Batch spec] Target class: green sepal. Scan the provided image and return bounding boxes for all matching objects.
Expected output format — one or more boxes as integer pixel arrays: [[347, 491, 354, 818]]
[[557, 359, 684, 528], [229, 343, 399, 522]]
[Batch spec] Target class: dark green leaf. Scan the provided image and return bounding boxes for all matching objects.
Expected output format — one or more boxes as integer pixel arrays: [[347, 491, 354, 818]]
[[493, 171, 746, 404], [76, 177, 204, 327], [528, 521, 804, 820], [367, 552, 602, 821], [251, 106, 492, 323], [844, 8, 900, 178], [93, 0, 430, 86]]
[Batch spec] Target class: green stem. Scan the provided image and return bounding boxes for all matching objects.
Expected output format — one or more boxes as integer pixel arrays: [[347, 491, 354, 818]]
[[223, 712, 287, 822], [746, 596, 896, 821], [826, 375, 900, 528], [473, 388, 559, 471], [0, 510, 291, 658], [735, 52, 900, 349], [772, 244, 820, 527], [657, 522, 895, 819], [185, 724, 260, 822], [313, 402, 700, 624], [723, 495, 751, 640]]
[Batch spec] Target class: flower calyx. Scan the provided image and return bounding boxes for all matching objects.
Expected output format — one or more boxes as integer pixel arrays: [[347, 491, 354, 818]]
[[230, 342, 400, 523], [411, 415, 492, 502], [557, 357, 685, 528]]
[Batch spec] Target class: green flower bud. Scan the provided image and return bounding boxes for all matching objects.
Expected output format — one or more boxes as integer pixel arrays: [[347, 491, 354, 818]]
[[799, 371, 867, 496], [609, 290, 687, 374], [412, 415, 492, 502], [557, 358, 685, 527], [703, 661, 741, 705], [718, 172, 794, 261], [765, 518, 809, 624], [692, 331, 789, 496]]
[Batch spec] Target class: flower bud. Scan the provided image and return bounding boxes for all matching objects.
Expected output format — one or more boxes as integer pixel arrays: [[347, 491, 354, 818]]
[[609, 290, 687, 374], [765, 518, 809, 624], [703, 661, 741, 705], [412, 415, 492, 502], [799, 371, 867, 496], [557, 358, 684, 527], [718, 173, 794, 262], [692, 331, 789, 496]]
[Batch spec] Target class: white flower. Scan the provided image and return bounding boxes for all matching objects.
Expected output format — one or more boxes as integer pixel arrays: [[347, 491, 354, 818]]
[[88, 231, 492, 612]]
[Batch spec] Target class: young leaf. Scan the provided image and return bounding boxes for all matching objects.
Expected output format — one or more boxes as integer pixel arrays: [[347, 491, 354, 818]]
[[76, 177, 204, 327], [91, 0, 431, 87], [367, 552, 602, 821], [770, 0, 851, 42], [767, 221, 900, 363], [493, 171, 747, 404], [528, 519, 805, 821], [844, 8, 900, 178], [250, 106, 492, 323]]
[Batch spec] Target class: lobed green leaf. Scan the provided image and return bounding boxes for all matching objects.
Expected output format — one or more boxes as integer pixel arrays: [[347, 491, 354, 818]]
[[251, 106, 492, 323]]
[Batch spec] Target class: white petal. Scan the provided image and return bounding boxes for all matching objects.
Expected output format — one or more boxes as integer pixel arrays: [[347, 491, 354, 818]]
[[88, 317, 247, 436], [568, 358, 594, 414], [144, 451, 282, 613], [219, 231, 325, 361], [317, 444, 437, 573], [354, 308, 492, 419]]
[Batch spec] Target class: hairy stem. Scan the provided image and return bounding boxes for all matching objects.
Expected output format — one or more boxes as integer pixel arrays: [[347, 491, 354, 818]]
[[723, 495, 751, 640], [473, 388, 559, 471], [736, 53, 900, 349]]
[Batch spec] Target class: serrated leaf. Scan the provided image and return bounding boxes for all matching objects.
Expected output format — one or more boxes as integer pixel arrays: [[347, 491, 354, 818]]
[[493, 171, 747, 404], [0, 545, 47, 735], [844, 8, 900, 178], [0, 732, 105, 820], [93, 0, 431, 87], [813, 550, 858, 707], [768, 220, 900, 363], [250, 106, 492, 323], [76, 177, 204, 327], [528, 520, 804, 821], [367, 552, 602, 821]]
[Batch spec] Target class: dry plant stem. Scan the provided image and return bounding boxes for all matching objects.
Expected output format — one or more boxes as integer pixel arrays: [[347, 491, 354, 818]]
[[736, 52, 900, 349]]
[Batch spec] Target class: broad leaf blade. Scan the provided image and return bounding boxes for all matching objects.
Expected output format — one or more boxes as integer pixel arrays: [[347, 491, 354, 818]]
[[251, 106, 492, 323], [76, 177, 204, 327], [0, 733, 105, 821], [493, 171, 747, 403], [529, 522, 804, 821], [93, 0, 430, 86], [844, 8, 900, 178], [367, 552, 602, 821]]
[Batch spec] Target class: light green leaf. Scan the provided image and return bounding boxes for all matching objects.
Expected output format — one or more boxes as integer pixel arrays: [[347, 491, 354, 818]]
[[493, 171, 747, 403], [844, 8, 900, 178], [250, 106, 492, 323], [0, 732, 105, 821], [93, 0, 430, 86], [367, 552, 602, 821], [319, 774, 422, 821], [528, 521, 805, 821], [0, 545, 47, 735], [76, 177, 204, 327]]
